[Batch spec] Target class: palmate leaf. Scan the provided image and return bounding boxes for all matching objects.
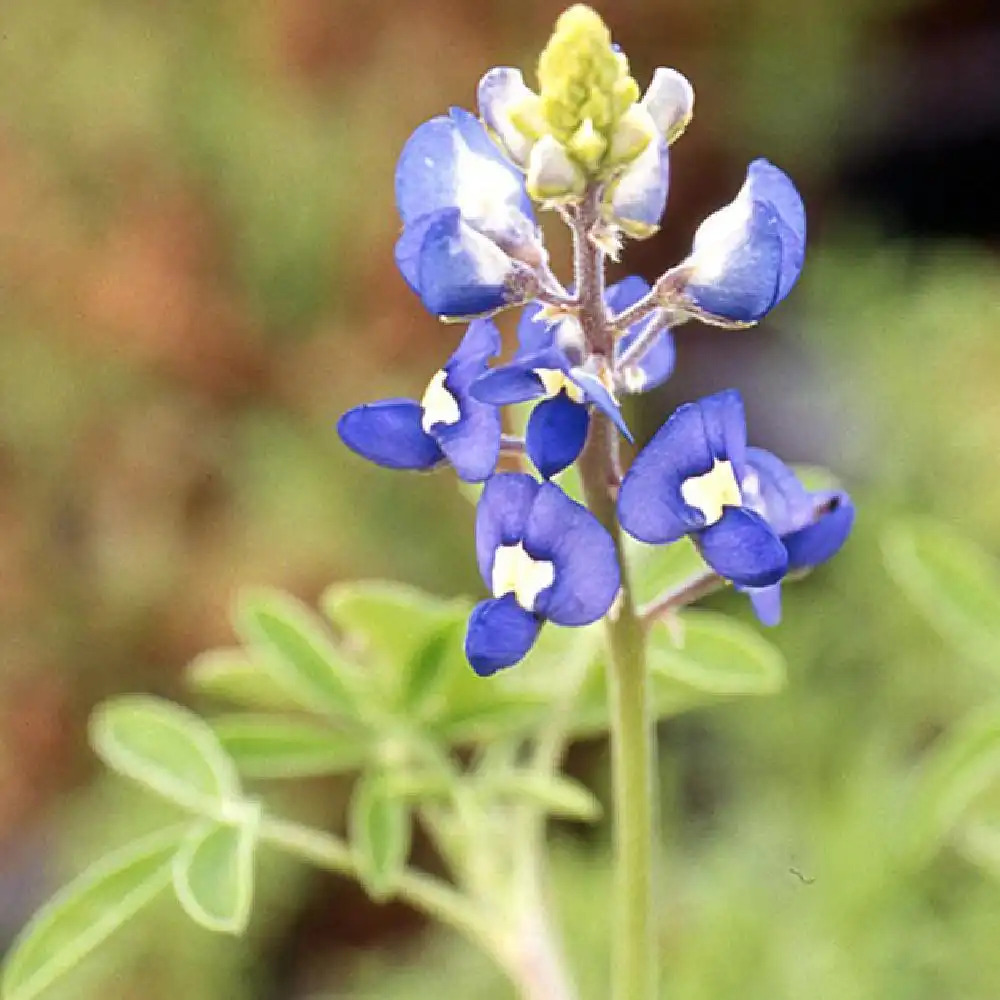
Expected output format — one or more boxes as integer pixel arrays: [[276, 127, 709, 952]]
[[211, 714, 371, 779], [480, 771, 602, 822], [1, 827, 184, 1000], [321, 580, 470, 708], [90, 696, 241, 815], [882, 519, 1000, 671], [172, 810, 261, 936], [235, 588, 364, 719]]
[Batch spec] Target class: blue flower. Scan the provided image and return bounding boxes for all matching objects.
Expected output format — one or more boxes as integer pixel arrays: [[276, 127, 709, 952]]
[[394, 108, 544, 320], [471, 277, 671, 478], [679, 159, 806, 326], [617, 389, 788, 587], [466, 473, 621, 675], [337, 320, 502, 483], [739, 447, 854, 624]]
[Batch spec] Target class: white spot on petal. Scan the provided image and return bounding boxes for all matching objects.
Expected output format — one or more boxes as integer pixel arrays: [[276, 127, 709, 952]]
[[680, 459, 742, 525], [420, 370, 461, 433], [491, 542, 555, 611]]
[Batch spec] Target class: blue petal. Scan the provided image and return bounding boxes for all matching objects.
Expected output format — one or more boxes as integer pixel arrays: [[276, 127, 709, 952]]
[[747, 584, 784, 626], [685, 160, 806, 324], [617, 391, 746, 544], [395, 109, 534, 244], [746, 158, 806, 303], [338, 400, 444, 470], [524, 483, 620, 626], [700, 389, 747, 477], [416, 209, 519, 318], [696, 507, 788, 587], [605, 275, 651, 314], [465, 595, 542, 675], [608, 136, 670, 236], [516, 302, 556, 354], [474, 472, 540, 587], [742, 447, 813, 536], [432, 321, 502, 482], [394, 213, 437, 293], [615, 316, 675, 393], [471, 365, 547, 406], [784, 491, 854, 571], [569, 369, 633, 442], [526, 393, 589, 478]]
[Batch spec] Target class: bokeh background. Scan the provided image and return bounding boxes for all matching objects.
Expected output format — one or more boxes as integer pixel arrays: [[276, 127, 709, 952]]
[[1, 0, 999, 997]]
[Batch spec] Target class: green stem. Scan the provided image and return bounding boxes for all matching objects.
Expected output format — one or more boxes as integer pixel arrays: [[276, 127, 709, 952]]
[[579, 419, 657, 1000], [574, 182, 657, 1000], [258, 815, 499, 958]]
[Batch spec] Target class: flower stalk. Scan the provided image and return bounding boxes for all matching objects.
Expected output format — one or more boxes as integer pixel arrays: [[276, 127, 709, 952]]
[[574, 185, 658, 1000]]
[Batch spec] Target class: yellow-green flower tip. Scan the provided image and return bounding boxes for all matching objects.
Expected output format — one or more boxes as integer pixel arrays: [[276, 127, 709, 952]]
[[535, 5, 641, 174]]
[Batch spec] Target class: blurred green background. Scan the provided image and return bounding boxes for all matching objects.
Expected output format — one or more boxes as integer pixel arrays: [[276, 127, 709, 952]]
[[1, 0, 999, 997]]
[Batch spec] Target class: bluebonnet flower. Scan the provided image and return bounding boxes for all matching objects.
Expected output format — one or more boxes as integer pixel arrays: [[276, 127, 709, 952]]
[[675, 159, 806, 326], [466, 473, 620, 675], [739, 448, 855, 624], [337, 320, 502, 483], [471, 278, 673, 478], [617, 389, 789, 588], [394, 108, 545, 320]]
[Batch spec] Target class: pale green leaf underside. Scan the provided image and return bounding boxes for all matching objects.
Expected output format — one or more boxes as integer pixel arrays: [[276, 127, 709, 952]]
[[484, 771, 602, 822], [172, 814, 260, 935], [89, 696, 240, 813], [1, 826, 184, 1000]]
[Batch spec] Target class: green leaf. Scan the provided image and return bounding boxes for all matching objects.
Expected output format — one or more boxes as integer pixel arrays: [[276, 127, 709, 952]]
[[90, 696, 240, 814], [625, 535, 709, 607], [882, 519, 1000, 670], [172, 810, 260, 935], [904, 703, 1000, 865], [956, 822, 1000, 882], [430, 693, 551, 744], [322, 581, 470, 705], [1, 827, 183, 1000], [212, 714, 370, 779], [236, 588, 363, 719], [349, 774, 411, 900], [483, 772, 602, 822], [186, 647, 302, 711], [647, 610, 786, 699]]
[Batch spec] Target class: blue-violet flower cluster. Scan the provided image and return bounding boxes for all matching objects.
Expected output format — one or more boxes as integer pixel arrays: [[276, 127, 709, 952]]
[[338, 5, 852, 675]]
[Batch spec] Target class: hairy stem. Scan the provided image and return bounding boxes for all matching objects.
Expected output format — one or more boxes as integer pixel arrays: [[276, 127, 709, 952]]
[[574, 183, 658, 1000]]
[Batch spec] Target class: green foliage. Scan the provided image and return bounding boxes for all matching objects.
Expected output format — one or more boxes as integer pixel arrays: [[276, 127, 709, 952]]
[[90, 697, 241, 816], [1, 827, 184, 1000], [212, 714, 370, 779], [883, 518, 1000, 672], [172, 816, 261, 936], [235, 588, 365, 718], [348, 774, 412, 900], [903, 703, 1000, 866]]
